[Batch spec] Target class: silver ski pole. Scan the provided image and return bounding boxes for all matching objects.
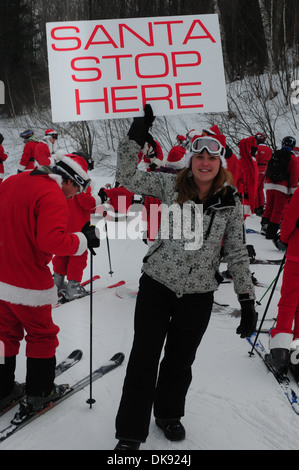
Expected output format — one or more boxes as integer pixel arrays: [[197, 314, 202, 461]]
[[249, 253, 286, 356], [103, 211, 113, 277], [86, 251, 96, 408]]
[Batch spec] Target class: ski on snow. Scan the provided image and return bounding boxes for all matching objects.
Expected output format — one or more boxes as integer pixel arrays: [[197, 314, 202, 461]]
[[0, 349, 83, 418], [0, 352, 125, 444], [247, 333, 299, 415], [250, 258, 283, 265]]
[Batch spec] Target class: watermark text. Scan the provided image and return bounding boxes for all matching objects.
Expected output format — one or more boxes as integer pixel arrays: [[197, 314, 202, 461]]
[[95, 198, 203, 250]]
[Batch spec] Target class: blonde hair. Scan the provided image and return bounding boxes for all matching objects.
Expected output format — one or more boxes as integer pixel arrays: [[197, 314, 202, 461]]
[[175, 165, 234, 205]]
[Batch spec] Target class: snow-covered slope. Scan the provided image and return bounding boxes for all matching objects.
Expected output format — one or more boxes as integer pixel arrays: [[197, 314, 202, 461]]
[[0, 167, 296, 451]]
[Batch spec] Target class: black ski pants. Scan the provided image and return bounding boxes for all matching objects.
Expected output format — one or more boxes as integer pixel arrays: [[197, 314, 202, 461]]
[[115, 273, 214, 442]]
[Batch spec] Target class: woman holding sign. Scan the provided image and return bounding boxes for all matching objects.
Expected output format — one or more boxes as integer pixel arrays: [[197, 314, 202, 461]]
[[114, 105, 256, 450]]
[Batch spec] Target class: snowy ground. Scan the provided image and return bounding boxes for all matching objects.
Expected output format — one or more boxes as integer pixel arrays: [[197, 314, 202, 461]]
[[0, 166, 297, 452]]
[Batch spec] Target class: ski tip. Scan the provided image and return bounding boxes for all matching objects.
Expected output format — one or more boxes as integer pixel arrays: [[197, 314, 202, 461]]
[[68, 349, 83, 360], [107, 280, 126, 289], [110, 352, 125, 365]]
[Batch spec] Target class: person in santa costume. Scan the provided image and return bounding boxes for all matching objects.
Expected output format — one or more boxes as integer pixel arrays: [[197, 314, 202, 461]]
[[52, 152, 102, 301], [0, 153, 100, 416], [166, 135, 187, 171], [238, 137, 259, 219], [17, 129, 39, 173], [34, 129, 58, 167], [265, 186, 299, 377], [98, 182, 135, 217], [262, 136, 299, 240], [0, 133, 8, 184], [253, 132, 272, 216], [137, 139, 164, 171]]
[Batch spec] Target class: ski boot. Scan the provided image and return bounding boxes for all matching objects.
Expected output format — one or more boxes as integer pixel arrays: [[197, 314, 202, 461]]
[[53, 273, 67, 296], [265, 348, 290, 377], [11, 383, 69, 425], [272, 233, 287, 251], [246, 244, 256, 263], [221, 269, 232, 280], [64, 280, 88, 301], [260, 217, 269, 236], [0, 382, 25, 415], [265, 222, 280, 240]]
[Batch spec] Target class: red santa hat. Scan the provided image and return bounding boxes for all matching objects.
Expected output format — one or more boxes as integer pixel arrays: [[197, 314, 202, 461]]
[[202, 125, 222, 136], [45, 129, 58, 139], [52, 150, 90, 192], [185, 134, 227, 168], [167, 146, 186, 170]]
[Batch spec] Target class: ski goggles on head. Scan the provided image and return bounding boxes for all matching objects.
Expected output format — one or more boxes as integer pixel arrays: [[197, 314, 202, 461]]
[[191, 137, 225, 157], [54, 160, 91, 193]]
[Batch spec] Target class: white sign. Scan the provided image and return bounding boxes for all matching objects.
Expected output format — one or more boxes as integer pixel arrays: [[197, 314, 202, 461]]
[[46, 14, 227, 122]]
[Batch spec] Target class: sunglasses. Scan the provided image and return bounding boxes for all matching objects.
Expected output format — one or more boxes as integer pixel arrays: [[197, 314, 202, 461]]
[[191, 137, 224, 157]]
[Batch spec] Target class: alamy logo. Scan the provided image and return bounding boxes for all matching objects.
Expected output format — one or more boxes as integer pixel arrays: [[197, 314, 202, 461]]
[[96, 198, 203, 250], [0, 80, 4, 105]]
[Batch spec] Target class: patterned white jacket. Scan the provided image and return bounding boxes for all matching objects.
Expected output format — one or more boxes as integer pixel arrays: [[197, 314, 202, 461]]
[[116, 137, 255, 301]]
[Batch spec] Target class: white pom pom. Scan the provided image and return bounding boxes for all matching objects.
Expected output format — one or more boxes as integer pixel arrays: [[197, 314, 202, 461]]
[[53, 149, 65, 162]]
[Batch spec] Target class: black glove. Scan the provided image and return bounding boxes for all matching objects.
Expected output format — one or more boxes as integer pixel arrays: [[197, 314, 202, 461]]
[[149, 163, 158, 171], [127, 104, 155, 148], [296, 218, 299, 228], [98, 187, 107, 204], [236, 299, 257, 338], [81, 221, 100, 255]]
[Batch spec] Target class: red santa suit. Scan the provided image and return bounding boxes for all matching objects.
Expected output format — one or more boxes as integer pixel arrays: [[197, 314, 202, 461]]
[[238, 137, 259, 219], [0, 144, 8, 184], [104, 186, 135, 213], [18, 137, 39, 172], [166, 137, 187, 171], [263, 150, 299, 228], [269, 187, 299, 349], [254, 143, 272, 210], [0, 170, 88, 359], [138, 140, 164, 171], [52, 186, 101, 283], [34, 138, 55, 167]]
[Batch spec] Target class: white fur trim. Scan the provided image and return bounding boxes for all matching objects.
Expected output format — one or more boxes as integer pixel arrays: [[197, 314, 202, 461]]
[[167, 156, 186, 170], [73, 231, 88, 256], [264, 183, 289, 194], [60, 156, 89, 180], [269, 332, 293, 350], [290, 339, 299, 351], [0, 281, 57, 307], [53, 149, 65, 162], [48, 173, 63, 188]]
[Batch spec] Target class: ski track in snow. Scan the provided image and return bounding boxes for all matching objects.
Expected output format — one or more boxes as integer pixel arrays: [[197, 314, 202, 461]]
[[1, 162, 299, 451]]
